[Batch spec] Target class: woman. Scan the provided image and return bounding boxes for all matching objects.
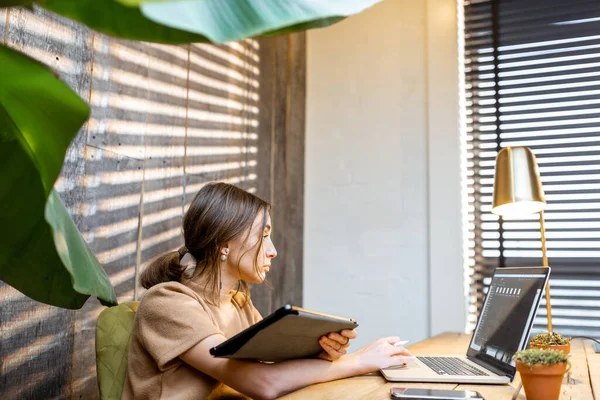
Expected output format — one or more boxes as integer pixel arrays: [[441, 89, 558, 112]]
[[123, 183, 413, 399]]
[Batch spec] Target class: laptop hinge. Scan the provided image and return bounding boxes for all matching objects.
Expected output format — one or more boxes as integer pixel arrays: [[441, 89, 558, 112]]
[[467, 355, 513, 379]]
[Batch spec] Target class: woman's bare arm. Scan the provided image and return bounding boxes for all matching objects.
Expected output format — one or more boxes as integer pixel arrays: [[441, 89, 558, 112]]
[[180, 334, 413, 400]]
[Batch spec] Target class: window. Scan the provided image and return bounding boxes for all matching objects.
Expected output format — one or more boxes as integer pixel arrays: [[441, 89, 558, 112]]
[[463, 0, 600, 338]]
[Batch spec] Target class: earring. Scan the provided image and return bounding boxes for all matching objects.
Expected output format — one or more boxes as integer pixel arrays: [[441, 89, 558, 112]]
[[221, 247, 229, 261], [221, 247, 229, 262]]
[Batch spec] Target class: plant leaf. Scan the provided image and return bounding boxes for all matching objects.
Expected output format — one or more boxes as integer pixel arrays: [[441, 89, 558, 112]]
[[138, 0, 383, 43], [46, 190, 117, 307], [260, 17, 346, 37], [42, 0, 210, 44], [0, 1, 32, 6], [0, 44, 117, 309]]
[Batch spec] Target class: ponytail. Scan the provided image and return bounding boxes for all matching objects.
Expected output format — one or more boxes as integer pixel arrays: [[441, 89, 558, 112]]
[[139, 246, 188, 289]]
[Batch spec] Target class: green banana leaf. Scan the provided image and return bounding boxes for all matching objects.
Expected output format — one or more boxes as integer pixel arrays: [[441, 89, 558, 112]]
[[260, 17, 346, 38], [5, 0, 379, 44], [137, 0, 383, 43], [41, 0, 209, 43], [0, 44, 117, 309]]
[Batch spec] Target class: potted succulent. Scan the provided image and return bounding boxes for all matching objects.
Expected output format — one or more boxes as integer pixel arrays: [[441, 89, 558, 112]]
[[530, 332, 571, 354], [514, 348, 570, 400]]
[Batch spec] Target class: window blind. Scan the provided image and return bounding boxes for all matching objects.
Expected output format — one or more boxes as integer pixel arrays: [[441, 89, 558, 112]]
[[463, 0, 600, 339]]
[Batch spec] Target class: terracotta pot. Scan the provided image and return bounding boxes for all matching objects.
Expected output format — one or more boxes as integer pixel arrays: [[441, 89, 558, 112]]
[[516, 360, 567, 400], [530, 342, 571, 355]]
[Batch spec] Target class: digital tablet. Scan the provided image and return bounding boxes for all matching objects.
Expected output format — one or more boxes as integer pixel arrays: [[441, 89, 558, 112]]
[[209, 304, 358, 362]]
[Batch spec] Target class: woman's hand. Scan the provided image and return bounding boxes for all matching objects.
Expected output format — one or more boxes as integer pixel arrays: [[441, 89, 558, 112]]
[[343, 336, 415, 374], [318, 329, 358, 361]]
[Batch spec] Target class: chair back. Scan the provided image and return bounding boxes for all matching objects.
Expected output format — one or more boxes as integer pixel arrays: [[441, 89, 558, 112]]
[[95, 301, 139, 400]]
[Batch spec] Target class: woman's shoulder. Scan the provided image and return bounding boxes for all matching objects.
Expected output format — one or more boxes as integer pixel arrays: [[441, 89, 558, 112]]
[[135, 282, 221, 329], [138, 281, 204, 312], [142, 281, 198, 299]]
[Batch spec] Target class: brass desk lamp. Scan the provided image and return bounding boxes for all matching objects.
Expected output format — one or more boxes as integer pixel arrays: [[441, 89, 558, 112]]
[[491, 146, 552, 332]]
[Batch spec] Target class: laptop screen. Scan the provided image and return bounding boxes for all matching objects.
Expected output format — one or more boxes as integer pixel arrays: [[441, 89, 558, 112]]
[[466, 267, 550, 377]]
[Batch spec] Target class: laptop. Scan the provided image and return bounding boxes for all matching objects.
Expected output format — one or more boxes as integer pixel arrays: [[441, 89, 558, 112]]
[[381, 266, 550, 384]]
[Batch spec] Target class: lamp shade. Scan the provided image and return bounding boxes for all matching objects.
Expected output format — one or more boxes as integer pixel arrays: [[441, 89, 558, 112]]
[[492, 146, 546, 217]]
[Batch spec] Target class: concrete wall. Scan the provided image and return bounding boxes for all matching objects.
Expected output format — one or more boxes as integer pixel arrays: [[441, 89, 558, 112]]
[[304, 0, 465, 349]]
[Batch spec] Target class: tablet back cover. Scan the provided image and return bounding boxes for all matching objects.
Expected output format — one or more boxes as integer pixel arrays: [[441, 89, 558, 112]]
[[210, 305, 358, 362]]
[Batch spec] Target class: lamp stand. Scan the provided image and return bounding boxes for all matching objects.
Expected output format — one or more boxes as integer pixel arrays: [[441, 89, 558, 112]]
[[539, 210, 553, 332]]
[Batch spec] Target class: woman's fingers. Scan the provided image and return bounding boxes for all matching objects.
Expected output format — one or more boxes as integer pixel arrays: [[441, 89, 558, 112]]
[[321, 335, 343, 350], [341, 329, 358, 339], [391, 345, 414, 357], [319, 331, 356, 353], [327, 332, 350, 346], [324, 342, 346, 359], [319, 337, 346, 360], [319, 331, 355, 361]]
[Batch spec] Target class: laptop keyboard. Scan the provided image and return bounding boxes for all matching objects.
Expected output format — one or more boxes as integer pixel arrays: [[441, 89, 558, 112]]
[[417, 356, 489, 376]]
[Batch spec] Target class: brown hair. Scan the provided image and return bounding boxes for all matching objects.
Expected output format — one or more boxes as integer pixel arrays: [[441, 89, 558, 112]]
[[140, 182, 270, 304]]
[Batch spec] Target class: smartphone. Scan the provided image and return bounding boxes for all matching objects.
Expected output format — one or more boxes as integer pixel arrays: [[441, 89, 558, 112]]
[[390, 388, 484, 400]]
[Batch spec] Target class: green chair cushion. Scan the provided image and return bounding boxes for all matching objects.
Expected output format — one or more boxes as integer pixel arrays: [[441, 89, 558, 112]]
[[96, 301, 139, 400]]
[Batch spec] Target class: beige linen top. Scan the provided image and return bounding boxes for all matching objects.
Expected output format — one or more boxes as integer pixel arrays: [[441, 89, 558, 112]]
[[122, 280, 262, 399]]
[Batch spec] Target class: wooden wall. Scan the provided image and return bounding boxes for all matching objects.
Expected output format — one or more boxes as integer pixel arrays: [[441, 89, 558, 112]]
[[0, 6, 304, 399]]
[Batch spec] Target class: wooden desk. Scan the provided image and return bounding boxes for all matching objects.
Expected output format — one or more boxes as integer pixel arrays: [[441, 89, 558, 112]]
[[281, 332, 598, 400]]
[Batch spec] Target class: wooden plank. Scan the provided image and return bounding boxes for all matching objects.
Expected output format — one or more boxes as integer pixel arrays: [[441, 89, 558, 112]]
[[184, 39, 260, 204], [270, 33, 305, 312], [282, 375, 388, 400], [282, 32, 305, 309], [70, 301, 105, 397], [87, 35, 149, 160], [0, 289, 73, 398], [457, 378, 523, 399], [188, 42, 260, 107], [214, 41, 260, 71], [557, 339, 594, 400], [250, 37, 276, 316], [86, 35, 149, 301], [371, 382, 461, 400], [5, 6, 92, 93], [136, 156, 184, 299], [282, 334, 595, 400], [584, 340, 600, 399], [183, 42, 255, 205], [137, 43, 187, 298], [223, 39, 260, 194], [254, 38, 275, 213], [80, 146, 142, 301], [260, 35, 288, 315], [281, 333, 458, 399]]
